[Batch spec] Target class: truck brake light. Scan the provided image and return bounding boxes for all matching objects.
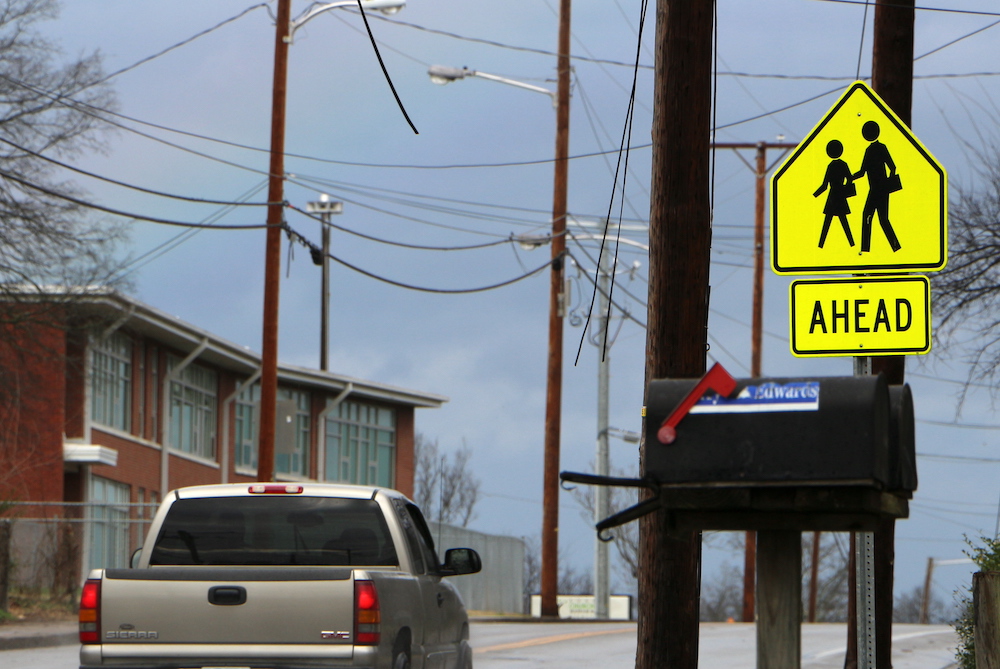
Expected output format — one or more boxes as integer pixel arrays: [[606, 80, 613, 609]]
[[354, 580, 381, 645], [248, 484, 303, 494], [79, 579, 101, 644]]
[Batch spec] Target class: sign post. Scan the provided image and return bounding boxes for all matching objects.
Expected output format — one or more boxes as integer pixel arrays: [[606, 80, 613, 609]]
[[769, 80, 948, 667]]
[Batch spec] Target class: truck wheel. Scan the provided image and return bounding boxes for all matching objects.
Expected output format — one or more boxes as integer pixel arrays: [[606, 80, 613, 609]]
[[392, 650, 411, 669]]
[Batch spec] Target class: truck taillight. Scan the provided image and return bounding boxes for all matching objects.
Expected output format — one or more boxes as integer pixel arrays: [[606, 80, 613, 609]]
[[354, 580, 381, 645], [79, 579, 101, 644], [248, 484, 303, 494]]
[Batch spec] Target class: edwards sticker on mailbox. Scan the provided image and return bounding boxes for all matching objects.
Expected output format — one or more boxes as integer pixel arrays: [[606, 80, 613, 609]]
[[690, 382, 820, 414]]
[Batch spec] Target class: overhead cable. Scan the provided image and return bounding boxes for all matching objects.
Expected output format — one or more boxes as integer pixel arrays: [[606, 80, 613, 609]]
[[0, 135, 271, 207], [282, 223, 553, 294], [97, 5, 270, 85], [0, 169, 269, 230], [287, 202, 516, 251], [811, 0, 1000, 17]]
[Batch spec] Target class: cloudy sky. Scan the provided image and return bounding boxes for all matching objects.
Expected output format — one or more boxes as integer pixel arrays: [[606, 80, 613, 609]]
[[33, 0, 1000, 609]]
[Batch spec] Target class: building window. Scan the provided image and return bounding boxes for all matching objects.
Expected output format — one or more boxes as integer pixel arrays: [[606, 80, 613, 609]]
[[167, 357, 217, 459], [276, 388, 310, 477], [233, 385, 310, 477], [325, 401, 395, 487], [91, 331, 132, 432], [234, 383, 260, 471], [89, 476, 131, 570]]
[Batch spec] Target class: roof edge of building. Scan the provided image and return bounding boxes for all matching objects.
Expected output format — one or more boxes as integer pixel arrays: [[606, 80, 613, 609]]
[[5, 286, 448, 409]]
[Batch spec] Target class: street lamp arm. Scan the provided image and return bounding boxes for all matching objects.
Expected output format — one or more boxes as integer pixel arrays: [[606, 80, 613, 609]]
[[290, 0, 404, 37], [428, 65, 557, 106], [470, 71, 557, 103]]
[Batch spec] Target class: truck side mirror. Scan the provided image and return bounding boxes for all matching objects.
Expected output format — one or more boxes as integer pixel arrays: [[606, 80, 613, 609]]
[[440, 548, 481, 577], [130, 547, 142, 569]]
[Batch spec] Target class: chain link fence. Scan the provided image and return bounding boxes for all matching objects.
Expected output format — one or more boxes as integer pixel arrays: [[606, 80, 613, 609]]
[[0, 502, 158, 612], [0, 504, 527, 618]]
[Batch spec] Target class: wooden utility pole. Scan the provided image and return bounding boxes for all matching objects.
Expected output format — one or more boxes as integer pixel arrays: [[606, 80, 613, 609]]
[[974, 571, 1000, 669], [638, 0, 713, 666], [712, 140, 796, 624], [808, 530, 821, 622], [258, 0, 292, 483], [865, 2, 914, 666], [540, 0, 572, 618], [920, 556, 934, 624]]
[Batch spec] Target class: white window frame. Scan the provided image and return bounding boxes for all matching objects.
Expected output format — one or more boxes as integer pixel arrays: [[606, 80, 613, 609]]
[[91, 331, 132, 432], [325, 401, 395, 487], [89, 476, 131, 570], [276, 388, 311, 477], [234, 383, 260, 472], [167, 357, 218, 460]]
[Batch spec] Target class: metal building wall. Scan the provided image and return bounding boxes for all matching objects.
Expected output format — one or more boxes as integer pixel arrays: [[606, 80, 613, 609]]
[[429, 522, 525, 615]]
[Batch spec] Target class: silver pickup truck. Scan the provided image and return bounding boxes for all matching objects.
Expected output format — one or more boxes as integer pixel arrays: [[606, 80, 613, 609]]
[[79, 483, 482, 669]]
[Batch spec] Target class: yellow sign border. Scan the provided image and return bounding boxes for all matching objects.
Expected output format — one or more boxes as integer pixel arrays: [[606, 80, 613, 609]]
[[789, 275, 931, 357], [771, 82, 947, 275]]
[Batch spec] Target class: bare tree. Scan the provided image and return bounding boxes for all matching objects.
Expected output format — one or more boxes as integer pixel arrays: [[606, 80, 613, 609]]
[[933, 131, 1000, 388], [696, 531, 852, 623], [523, 535, 540, 601], [803, 532, 851, 623], [893, 584, 951, 624], [413, 434, 481, 527], [700, 562, 742, 622], [0, 0, 126, 321], [521, 535, 594, 597], [570, 466, 639, 587]]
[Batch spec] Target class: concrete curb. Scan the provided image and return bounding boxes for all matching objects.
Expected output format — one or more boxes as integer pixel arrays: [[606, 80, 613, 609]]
[[0, 622, 77, 651]]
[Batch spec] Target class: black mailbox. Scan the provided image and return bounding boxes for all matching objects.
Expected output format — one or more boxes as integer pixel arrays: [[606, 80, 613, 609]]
[[644, 374, 916, 489], [638, 372, 916, 531]]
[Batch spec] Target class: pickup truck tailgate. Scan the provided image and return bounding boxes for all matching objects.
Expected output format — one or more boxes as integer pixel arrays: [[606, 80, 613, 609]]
[[101, 568, 356, 645]]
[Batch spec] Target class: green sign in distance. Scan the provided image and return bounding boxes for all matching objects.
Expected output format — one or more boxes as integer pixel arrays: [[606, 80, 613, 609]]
[[771, 81, 947, 275], [789, 275, 931, 357]]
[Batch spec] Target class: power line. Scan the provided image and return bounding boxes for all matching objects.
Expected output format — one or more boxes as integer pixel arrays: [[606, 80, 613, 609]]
[[0, 135, 271, 207], [97, 5, 270, 85], [0, 168, 269, 230], [915, 17, 1000, 61], [810, 0, 1000, 18], [367, 12, 655, 71], [283, 223, 554, 294], [918, 419, 1000, 431], [287, 202, 517, 251], [114, 179, 271, 280], [912, 502, 998, 519], [917, 451, 1000, 463]]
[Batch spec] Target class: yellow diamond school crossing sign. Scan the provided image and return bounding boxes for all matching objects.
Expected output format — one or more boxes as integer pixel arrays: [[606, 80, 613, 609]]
[[771, 81, 947, 274]]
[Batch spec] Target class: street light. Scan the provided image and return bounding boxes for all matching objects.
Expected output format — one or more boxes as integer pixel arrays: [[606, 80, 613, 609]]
[[258, 0, 405, 483], [428, 48, 571, 619], [428, 66, 558, 107], [515, 220, 646, 619], [306, 194, 344, 372], [290, 0, 404, 38]]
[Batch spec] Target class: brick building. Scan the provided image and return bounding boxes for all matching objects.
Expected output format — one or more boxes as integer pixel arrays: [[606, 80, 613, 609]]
[[0, 288, 446, 578]]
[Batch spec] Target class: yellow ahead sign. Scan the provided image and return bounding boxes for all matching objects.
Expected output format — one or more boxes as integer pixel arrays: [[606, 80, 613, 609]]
[[789, 275, 930, 357], [771, 81, 947, 274]]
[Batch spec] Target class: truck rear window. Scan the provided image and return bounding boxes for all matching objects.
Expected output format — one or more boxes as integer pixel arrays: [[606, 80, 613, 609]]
[[148, 496, 399, 567]]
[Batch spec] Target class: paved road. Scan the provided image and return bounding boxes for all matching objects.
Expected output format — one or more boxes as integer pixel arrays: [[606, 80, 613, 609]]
[[472, 622, 958, 669], [1, 621, 958, 668]]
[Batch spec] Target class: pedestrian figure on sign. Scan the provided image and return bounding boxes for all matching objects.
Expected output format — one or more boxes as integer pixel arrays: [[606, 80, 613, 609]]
[[813, 139, 856, 248], [853, 120, 902, 253]]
